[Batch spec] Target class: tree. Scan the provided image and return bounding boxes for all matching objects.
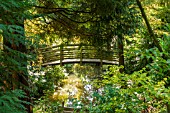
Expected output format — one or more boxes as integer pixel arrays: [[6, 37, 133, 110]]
[[0, 0, 36, 112], [31, 0, 140, 72], [135, 1, 170, 112]]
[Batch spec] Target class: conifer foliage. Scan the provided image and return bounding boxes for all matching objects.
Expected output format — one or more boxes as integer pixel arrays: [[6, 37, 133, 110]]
[[0, 0, 35, 112]]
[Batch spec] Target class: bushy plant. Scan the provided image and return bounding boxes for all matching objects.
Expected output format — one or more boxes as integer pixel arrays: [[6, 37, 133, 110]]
[[32, 65, 65, 112], [30, 65, 65, 98], [33, 95, 60, 113], [83, 65, 170, 113]]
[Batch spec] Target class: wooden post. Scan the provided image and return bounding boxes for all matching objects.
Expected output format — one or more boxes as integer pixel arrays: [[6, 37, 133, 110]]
[[98, 47, 103, 76], [60, 44, 64, 66], [80, 47, 83, 65], [100, 48, 103, 68]]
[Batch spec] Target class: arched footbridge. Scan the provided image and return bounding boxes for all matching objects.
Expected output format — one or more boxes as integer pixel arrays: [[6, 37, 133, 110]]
[[39, 44, 119, 66]]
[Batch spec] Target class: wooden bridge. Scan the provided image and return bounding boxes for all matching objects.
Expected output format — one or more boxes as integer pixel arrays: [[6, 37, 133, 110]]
[[39, 44, 119, 66]]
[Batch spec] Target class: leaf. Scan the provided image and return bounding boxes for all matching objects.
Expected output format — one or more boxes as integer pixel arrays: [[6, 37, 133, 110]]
[[167, 59, 170, 64]]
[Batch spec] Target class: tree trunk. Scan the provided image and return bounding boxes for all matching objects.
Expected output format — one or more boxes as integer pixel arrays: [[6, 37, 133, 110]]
[[167, 103, 170, 113], [118, 34, 124, 73], [136, 0, 163, 52]]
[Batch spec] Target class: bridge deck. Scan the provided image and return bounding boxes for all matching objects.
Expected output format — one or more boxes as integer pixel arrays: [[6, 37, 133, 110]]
[[42, 58, 119, 66]]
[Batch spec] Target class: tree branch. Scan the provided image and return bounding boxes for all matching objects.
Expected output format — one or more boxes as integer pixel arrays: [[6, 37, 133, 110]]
[[34, 5, 92, 14], [136, 0, 163, 52], [48, 15, 94, 37], [57, 12, 94, 23]]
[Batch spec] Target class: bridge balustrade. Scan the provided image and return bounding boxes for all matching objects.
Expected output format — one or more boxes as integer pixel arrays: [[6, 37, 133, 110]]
[[39, 44, 119, 66]]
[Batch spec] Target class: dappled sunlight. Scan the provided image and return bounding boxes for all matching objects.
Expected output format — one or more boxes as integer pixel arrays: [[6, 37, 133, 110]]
[[52, 75, 83, 102]]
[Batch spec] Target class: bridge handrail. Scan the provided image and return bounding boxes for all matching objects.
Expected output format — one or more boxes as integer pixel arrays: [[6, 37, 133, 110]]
[[39, 44, 118, 65]]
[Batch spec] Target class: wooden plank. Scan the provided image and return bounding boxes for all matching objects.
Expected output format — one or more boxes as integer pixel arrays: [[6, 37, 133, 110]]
[[42, 59, 119, 66]]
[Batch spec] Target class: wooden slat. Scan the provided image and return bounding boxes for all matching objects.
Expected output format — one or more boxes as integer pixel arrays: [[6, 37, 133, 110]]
[[39, 44, 119, 66]]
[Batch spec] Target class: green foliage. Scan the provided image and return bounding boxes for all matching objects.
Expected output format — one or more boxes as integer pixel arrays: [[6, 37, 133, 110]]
[[0, 0, 169, 113], [32, 0, 141, 47], [0, 0, 37, 112], [31, 66, 65, 112], [83, 66, 170, 113], [161, 25, 170, 54], [33, 95, 60, 113], [72, 64, 96, 78], [0, 90, 29, 113], [31, 66, 65, 98], [44, 66, 65, 89]]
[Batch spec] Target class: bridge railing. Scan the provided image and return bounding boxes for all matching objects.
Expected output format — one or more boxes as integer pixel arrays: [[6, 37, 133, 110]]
[[39, 44, 119, 65]]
